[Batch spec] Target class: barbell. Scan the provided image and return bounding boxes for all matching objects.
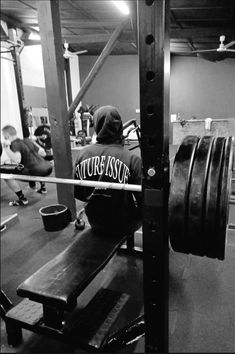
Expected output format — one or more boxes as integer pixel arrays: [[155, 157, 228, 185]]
[[1, 173, 141, 192], [1, 135, 234, 261]]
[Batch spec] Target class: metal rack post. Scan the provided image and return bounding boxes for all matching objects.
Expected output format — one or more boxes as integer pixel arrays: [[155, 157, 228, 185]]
[[138, 0, 170, 352]]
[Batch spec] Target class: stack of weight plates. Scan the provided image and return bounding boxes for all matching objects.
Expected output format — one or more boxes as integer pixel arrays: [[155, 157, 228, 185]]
[[169, 135, 234, 260]]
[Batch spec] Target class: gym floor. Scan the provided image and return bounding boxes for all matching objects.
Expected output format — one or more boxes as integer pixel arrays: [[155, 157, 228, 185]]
[[1, 144, 235, 353]]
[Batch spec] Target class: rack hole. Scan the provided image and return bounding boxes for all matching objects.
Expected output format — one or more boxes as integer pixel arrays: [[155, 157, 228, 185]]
[[146, 71, 155, 81], [145, 34, 154, 45], [145, 0, 154, 6], [146, 105, 154, 116]]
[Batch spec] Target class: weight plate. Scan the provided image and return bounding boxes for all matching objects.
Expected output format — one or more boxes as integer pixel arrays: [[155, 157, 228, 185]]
[[169, 135, 199, 253], [204, 137, 225, 258], [216, 136, 234, 260], [187, 136, 214, 257]]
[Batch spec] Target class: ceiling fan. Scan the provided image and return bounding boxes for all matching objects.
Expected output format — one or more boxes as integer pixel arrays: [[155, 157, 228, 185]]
[[190, 35, 235, 54], [63, 40, 87, 59]]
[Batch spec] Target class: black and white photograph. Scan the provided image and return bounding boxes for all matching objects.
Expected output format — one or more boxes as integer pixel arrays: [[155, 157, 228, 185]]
[[1, 1, 235, 353]]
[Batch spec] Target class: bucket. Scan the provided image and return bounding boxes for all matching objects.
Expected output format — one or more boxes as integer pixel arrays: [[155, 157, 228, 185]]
[[39, 204, 71, 232]]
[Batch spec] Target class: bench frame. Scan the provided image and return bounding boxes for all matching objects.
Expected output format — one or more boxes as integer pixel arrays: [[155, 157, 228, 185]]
[[3, 228, 141, 350]]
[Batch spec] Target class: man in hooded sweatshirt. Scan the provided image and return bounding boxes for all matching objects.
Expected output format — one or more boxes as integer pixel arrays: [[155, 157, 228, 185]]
[[74, 105, 142, 235]]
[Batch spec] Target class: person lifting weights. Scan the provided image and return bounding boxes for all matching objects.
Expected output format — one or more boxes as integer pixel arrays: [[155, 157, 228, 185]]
[[2, 125, 52, 206]]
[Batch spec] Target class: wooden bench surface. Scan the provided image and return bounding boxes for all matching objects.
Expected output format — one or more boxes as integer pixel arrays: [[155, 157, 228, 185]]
[[17, 228, 128, 310]]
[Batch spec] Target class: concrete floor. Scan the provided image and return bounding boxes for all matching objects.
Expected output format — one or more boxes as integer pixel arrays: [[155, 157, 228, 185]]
[[1, 144, 235, 353], [0, 177, 144, 353]]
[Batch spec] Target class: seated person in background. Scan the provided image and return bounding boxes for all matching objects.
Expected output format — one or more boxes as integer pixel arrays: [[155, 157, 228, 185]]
[[74, 105, 142, 235], [2, 125, 52, 206]]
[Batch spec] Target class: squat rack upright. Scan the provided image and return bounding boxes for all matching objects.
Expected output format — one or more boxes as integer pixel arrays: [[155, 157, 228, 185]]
[[2, 1, 170, 352], [138, 0, 170, 352]]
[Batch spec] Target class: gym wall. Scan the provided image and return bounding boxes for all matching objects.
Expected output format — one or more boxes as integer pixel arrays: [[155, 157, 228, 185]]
[[0, 53, 23, 140], [79, 55, 140, 124], [79, 55, 235, 142], [170, 57, 235, 121], [13, 46, 235, 142]]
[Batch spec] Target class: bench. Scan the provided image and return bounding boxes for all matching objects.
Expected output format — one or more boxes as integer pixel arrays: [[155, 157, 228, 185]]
[[5, 227, 135, 349]]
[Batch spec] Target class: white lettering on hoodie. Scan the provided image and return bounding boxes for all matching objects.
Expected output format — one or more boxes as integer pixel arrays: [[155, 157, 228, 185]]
[[75, 155, 130, 183]]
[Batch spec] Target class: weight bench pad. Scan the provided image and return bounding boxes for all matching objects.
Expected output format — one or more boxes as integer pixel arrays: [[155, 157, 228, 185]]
[[17, 228, 128, 310]]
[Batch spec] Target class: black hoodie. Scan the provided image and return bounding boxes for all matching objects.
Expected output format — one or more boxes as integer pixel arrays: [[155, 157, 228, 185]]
[[74, 106, 142, 231], [93, 105, 123, 144]]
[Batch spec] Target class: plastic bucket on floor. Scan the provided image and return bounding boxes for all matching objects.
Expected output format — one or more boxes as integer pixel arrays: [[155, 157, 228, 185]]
[[39, 204, 70, 232]]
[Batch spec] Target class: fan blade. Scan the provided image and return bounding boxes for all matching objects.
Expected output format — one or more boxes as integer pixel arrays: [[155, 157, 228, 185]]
[[190, 49, 217, 53], [198, 51, 228, 62], [172, 52, 197, 56], [73, 50, 88, 55], [224, 41, 235, 49], [226, 49, 235, 52]]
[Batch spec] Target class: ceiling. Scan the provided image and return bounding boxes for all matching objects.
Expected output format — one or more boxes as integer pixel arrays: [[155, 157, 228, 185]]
[[1, 0, 235, 60]]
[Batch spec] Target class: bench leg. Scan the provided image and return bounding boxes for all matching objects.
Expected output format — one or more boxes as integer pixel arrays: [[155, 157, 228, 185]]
[[43, 304, 64, 329], [126, 233, 135, 251], [5, 320, 23, 347], [0, 290, 13, 313]]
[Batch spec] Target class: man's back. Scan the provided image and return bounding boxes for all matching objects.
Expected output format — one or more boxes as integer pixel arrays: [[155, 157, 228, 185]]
[[74, 106, 142, 234], [11, 138, 51, 176]]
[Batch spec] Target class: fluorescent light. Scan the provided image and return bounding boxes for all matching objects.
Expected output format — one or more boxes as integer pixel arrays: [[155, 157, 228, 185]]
[[112, 1, 130, 15]]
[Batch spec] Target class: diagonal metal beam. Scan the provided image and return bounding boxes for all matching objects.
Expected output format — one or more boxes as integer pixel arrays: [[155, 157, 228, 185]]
[[128, 0, 138, 50], [18, 0, 37, 11], [68, 18, 129, 120]]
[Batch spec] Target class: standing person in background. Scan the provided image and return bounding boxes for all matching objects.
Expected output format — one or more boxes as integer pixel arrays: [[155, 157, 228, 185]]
[[24, 135, 50, 193], [34, 118, 52, 160], [2, 125, 52, 206], [74, 105, 142, 235]]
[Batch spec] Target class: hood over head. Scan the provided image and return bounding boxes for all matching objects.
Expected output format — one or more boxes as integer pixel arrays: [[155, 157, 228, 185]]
[[93, 106, 123, 144]]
